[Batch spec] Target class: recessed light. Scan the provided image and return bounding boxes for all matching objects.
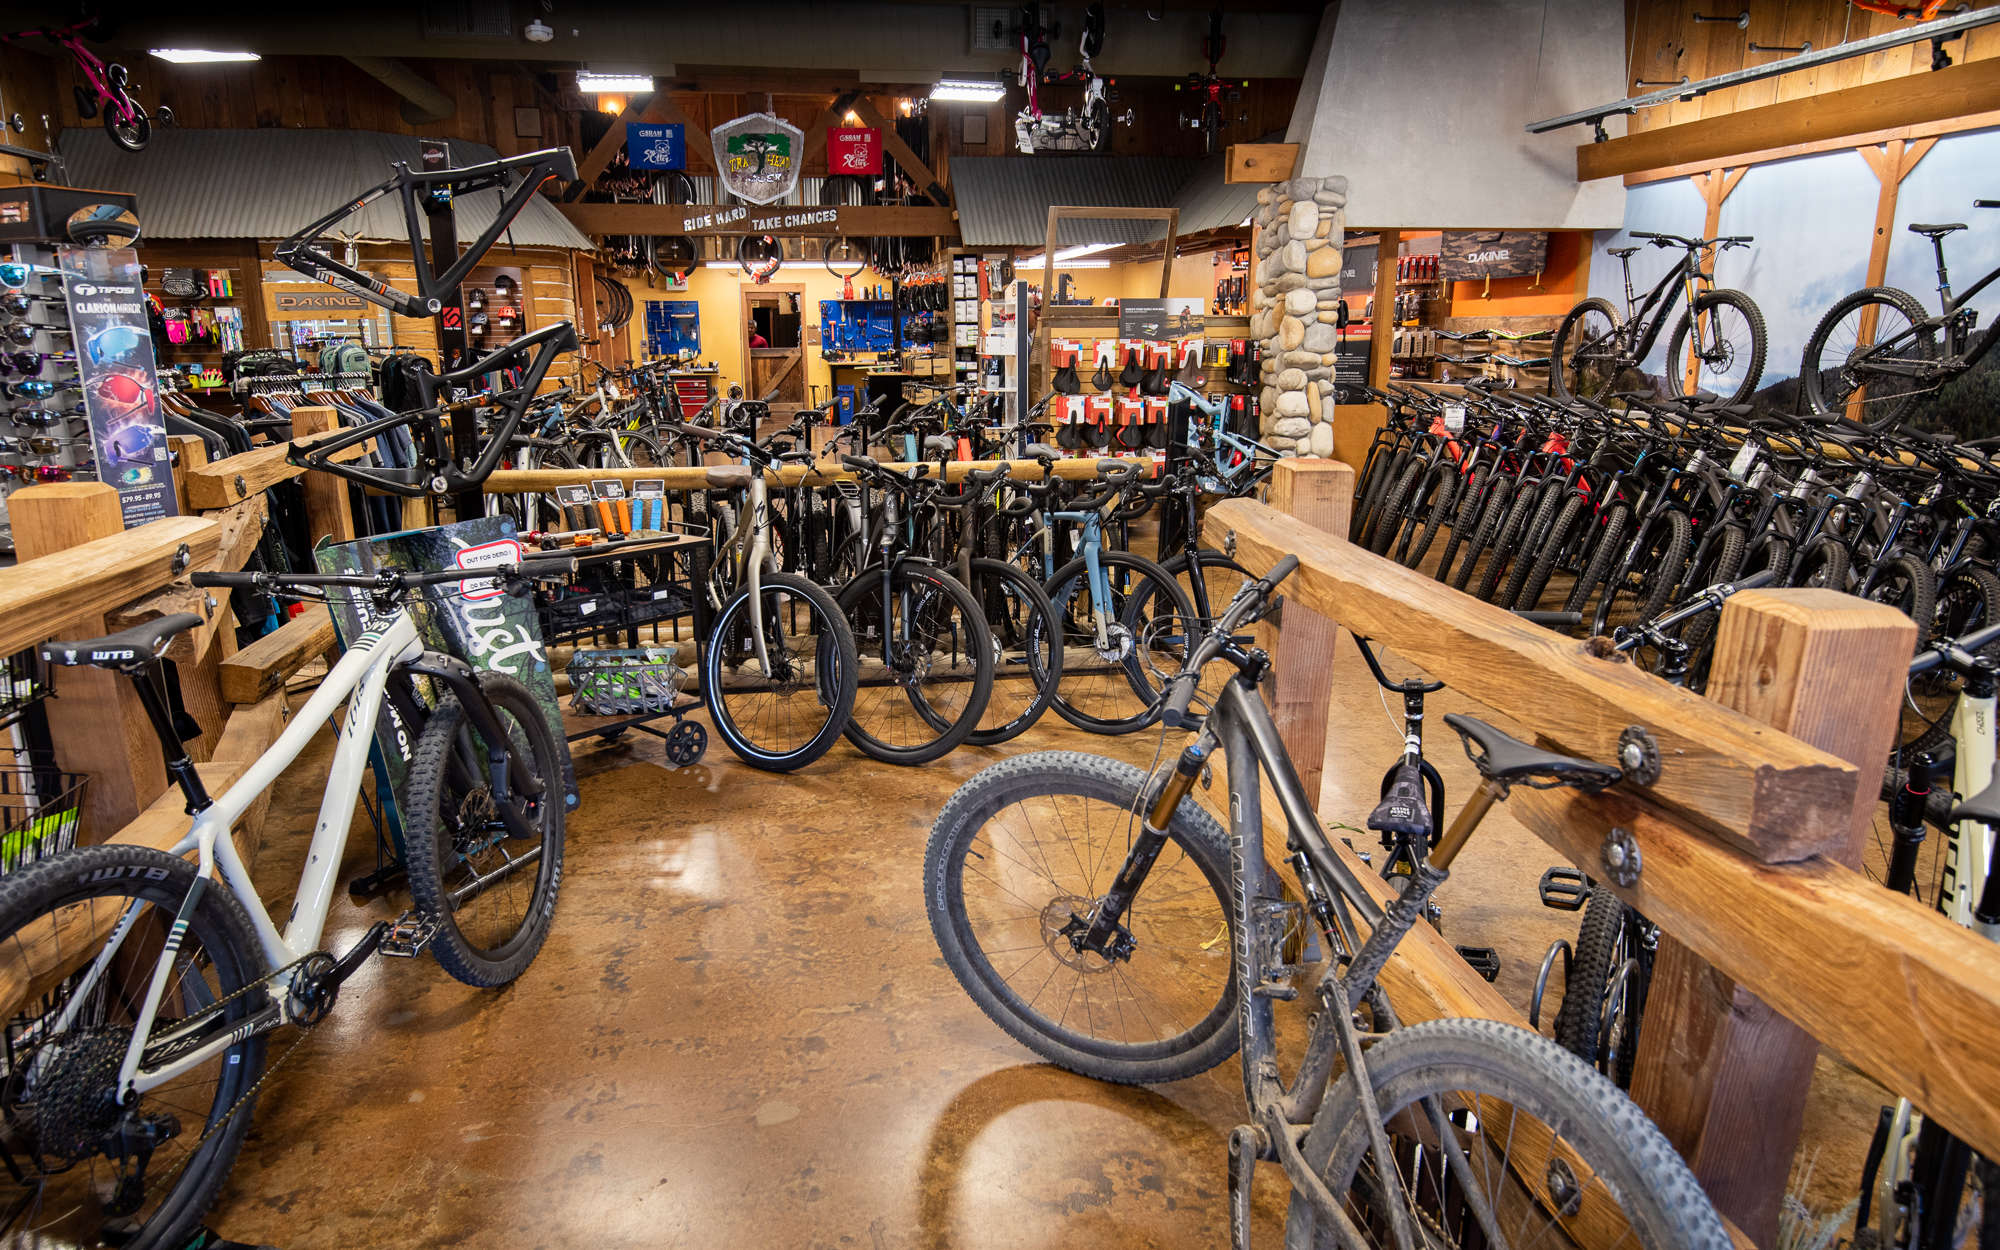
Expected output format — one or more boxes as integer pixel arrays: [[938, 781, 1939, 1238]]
[[577, 72, 654, 94]]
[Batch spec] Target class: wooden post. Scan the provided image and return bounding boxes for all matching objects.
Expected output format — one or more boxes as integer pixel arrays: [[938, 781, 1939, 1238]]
[[1630, 588, 1913, 1246], [11, 483, 168, 837], [1367, 230, 1400, 391], [289, 406, 358, 547], [1263, 458, 1355, 809], [167, 434, 205, 516]]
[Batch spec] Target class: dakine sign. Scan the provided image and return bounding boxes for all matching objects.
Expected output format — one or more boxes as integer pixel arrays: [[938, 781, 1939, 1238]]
[[267, 288, 372, 319], [1438, 231, 1549, 282]]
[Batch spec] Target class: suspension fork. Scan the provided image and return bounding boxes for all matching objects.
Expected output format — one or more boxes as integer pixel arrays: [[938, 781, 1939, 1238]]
[[1079, 516, 1115, 650]]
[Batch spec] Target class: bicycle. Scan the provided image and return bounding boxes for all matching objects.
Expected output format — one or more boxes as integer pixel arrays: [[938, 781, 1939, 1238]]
[[0, 556, 573, 1248], [1801, 198, 2000, 428], [1551, 232, 1767, 405], [924, 556, 1730, 1249], [2, 21, 171, 152], [1013, 2, 1128, 154]]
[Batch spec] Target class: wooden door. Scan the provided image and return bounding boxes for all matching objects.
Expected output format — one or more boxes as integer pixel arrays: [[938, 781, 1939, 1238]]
[[744, 286, 806, 413]]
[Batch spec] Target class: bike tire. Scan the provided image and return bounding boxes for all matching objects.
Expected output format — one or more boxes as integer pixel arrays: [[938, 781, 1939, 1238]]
[[1677, 522, 1747, 655], [1864, 551, 1938, 649], [1553, 886, 1628, 1078], [404, 672, 566, 987], [0, 844, 268, 1250], [1514, 493, 1589, 612], [1664, 288, 1767, 404], [837, 563, 994, 765], [1477, 481, 1549, 604], [1451, 474, 1514, 592], [702, 571, 859, 771], [1563, 502, 1630, 618], [1394, 461, 1459, 570], [1801, 286, 1937, 428], [923, 750, 1240, 1084], [1288, 1017, 1731, 1250], [1792, 536, 1852, 592], [1904, 566, 2000, 756], [103, 102, 150, 152], [1369, 459, 1425, 557], [1043, 550, 1195, 734], [1551, 297, 1623, 404], [1433, 462, 1488, 586], [1595, 509, 1693, 634], [1353, 444, 1409, 548], [966, 558, 1063, 746]]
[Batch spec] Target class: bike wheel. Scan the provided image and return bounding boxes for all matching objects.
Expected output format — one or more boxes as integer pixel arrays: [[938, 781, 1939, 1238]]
[[923, 751, 1239, 1083], [967, 558, 1062, 747], [1550, 298, 1622, 404], [1676, 522, 1747, 655], [1452, 475, 1514, 593], [1394, 462, 1459, 570], [1801, 287, 1937, 428], [838, 564, 994, 765], [0, 844, 268, 1250], [1354, 446, 1411, 549], [404, 672, 566, 987], [1043, 551, 1195, 734], [1369, 458, 1425, 557], [1504, 490, 1580, 610], [1904, 567, 2000, 755], [1793, 536, 1852, 592], [1433, 463, 1489, 586], [1865, 552, 1939, 648], [1664, 289, 1766, 403], [1287, 1017, 1730, 1250], [1594, 509, 1693, 634], [1552, 886, 1644, 1089], [1086, 96, 1112, 152], [1475, 481, 1547, 604], [702, 571, 858, 771], [102, 103, 150, 153], [1135, 549, 1254, 712], [1563, 502, 1630, 618]]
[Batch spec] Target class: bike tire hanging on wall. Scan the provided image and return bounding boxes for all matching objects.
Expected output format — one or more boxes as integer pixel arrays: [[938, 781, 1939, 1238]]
[[595, 274, 633, 335], [739, 233, 783, 284]]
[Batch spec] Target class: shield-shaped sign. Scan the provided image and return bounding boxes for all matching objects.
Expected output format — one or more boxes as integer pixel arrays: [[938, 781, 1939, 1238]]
[[711, 112, 805, 205]]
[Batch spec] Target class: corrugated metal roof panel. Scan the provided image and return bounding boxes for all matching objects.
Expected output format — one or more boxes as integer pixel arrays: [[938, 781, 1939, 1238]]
[[58, 129, 593, 251], [951, 156, 1200, 248], [1166, 152, 1262, 238]]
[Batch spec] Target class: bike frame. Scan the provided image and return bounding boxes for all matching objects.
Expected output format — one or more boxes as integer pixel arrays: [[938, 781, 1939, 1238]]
[[1612, 249, 1705, 363], [55, 610, 426, 1099], [1854, 259, 2000, 380]]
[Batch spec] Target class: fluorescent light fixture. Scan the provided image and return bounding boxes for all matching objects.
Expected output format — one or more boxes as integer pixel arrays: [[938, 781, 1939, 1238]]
[[930, 77, 1006, 103], [1055, 243, 1117, 261], [1014, 255, 1112, 270], [577, 72, 654, 94], [149, 48, 260, 63]]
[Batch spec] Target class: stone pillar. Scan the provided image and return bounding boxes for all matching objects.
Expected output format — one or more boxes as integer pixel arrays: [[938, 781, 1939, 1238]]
[[1251, 176, 1346, 459]]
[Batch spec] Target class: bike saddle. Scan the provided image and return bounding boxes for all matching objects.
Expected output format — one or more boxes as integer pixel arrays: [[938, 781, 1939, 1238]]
[[1443, 713, 1624, 792], [43, 613, 201, 670], [1025, 442, 1061, 461], [1368, 759, 1433, 838], [1951, 775, 2000, 828], [1607, 246, 1641, 259], [1118, 345, 1143, 388], [1908, 222, 1966, 238], [1091, 357, 1114, 392], [1052, 349, 1081, 395], [924, 433, 957, 457]]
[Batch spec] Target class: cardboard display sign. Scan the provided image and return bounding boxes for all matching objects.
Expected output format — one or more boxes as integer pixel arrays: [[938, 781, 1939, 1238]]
[[1438, 231, 1549, 281], [58, 246, 176, 528]]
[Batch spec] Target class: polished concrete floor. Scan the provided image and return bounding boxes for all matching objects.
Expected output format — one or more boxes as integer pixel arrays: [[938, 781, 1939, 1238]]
[[219, 642, 1894, 1247]]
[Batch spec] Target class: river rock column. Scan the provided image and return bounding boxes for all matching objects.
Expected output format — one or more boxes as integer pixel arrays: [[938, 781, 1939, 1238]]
[[1250, 175, 1346, 459]]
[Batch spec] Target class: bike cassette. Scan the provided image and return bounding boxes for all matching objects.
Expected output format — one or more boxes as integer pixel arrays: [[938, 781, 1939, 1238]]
[[663, 719, 707, 766], [380, 910, 443, 959]]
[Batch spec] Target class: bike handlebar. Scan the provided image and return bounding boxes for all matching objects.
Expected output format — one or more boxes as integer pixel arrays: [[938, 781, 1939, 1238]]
[[1910, 622, 2000, 676], [1162, 554, 1300, 727], [192, 553, 579, 595]]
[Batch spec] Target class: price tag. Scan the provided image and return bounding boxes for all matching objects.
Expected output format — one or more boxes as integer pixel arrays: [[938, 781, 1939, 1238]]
[[1728, 442, 1759, 480], [1442, 404, 1466, 433], [453, 537, 523, 602], [591, 479, 627, 500]]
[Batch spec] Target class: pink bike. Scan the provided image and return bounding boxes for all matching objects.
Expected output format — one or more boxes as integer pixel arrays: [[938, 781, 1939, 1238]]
[[4, 20, 172, 152]]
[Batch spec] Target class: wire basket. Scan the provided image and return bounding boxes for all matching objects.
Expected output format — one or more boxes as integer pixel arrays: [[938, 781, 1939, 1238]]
[[568, 648, 687, 717], [0, 649, 51, 731], [0, 757, 87, 877]]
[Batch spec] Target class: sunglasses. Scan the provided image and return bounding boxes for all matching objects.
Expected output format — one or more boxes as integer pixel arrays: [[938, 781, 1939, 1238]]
[[3, 324, 70, 347], [0, 263, 60, 291], [0, 293, 60, 319], [1, 378, 76, 401], [10, 406, 84, 428], [0, 352, 73, 377]]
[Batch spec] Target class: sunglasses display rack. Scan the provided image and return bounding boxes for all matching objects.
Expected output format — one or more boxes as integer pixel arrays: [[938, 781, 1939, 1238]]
[[0, 244, 93, 533]]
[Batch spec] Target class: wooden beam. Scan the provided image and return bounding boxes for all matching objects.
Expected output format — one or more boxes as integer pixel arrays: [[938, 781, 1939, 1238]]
[[184, 432, 367, 512], [1579, 56, 2000, 182], [847, 95, 946, 203], [1622, 108, 2000, 186], [1200, 497, 1861, 858], [1226, 142, 1299, 183], [1627, 589, 1912, 1246], [290, 407, 358, 547], [219, 606, 337, 705], [0, 508, 218, 661], [570, 95, 647, 195], [482, 454, 1149, 493], [1367, 229, 1400, 391], [800, 89, 864, 173], [1263, 459, 1354, 809], [555, 202, 958, 238]]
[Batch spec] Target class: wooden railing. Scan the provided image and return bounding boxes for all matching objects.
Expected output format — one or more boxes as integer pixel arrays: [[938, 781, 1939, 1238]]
[[1208, 460, 2000, 1246]]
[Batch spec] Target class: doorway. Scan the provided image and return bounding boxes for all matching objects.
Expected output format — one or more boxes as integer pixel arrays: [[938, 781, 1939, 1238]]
[[743, 285, 806, 414]]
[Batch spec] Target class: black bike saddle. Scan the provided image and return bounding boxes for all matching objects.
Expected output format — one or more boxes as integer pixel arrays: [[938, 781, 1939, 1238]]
[[1909, 222, 1966, 238], [1444, 714, 1623, 792], [43, 613, 202, 670], [1952, 776, 2000, 828], [1607, 246, 1641, 259], [1368, 759, 1433, 837], [1091, 358, 1114, 391]]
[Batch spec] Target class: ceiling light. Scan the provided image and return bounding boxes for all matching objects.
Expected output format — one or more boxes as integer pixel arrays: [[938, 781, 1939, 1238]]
[[577, 72, 654, 94], [930, 78, 1006, 103], [843, 110, 861, 124], [1055, 243, 1117, 261], [149, 48, 260, 63], [598, 95, 626, 115], [524, 19, 554, 43], [1015, 255, 1111, 270]]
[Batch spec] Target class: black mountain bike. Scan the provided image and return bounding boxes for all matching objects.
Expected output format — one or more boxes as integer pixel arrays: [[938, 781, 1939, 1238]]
[[1802, 198, 2000, 428], [1551, 232, 1767, 405]]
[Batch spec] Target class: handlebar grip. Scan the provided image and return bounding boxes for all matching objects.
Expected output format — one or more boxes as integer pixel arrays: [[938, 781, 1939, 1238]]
[[190, 571, 258, 588], [840, 454, 877, 472], [1977, 200, 2000, 209]]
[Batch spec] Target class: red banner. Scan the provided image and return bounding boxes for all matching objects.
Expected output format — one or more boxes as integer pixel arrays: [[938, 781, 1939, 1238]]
[[827, 126, 882, 175]]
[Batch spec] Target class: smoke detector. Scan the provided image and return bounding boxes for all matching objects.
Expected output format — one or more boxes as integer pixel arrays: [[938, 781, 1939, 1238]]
[[524, 19, 554, 43]]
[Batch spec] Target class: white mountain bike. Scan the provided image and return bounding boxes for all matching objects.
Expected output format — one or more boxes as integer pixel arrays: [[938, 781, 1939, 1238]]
[[0, 556, 574, 1249]]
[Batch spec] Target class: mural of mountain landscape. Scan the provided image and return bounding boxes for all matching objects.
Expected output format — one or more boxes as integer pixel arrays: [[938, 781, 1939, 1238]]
[[1586, 127, 1999, 431]]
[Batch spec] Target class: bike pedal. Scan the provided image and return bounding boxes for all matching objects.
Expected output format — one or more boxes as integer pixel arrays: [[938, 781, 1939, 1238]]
[[379, 909, 443, 959], [1455, 945, 1502, 982], [1252, 977, 1299, 1001], [1538, 865, 1589, 911]]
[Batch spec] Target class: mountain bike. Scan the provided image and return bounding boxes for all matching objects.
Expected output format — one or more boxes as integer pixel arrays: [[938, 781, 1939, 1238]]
[[0, 556, 573, 1249], [1551, 232, 1766, 405], [2, 21, 172, 152], [1801, 199, 2000, 428], [924, 556, 1730, 1250]]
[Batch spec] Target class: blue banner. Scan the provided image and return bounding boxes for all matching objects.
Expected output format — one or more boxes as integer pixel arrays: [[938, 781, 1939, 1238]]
[[627, 123, 685, 171]]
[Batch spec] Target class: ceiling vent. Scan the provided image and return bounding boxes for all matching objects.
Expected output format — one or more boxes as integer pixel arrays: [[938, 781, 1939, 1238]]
[[971, 7, 1014, 53], [420, 1, 513, 39]]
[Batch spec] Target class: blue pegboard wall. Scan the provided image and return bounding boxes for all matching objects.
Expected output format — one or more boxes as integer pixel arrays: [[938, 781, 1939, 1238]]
[[645, 300, 701, 357]]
